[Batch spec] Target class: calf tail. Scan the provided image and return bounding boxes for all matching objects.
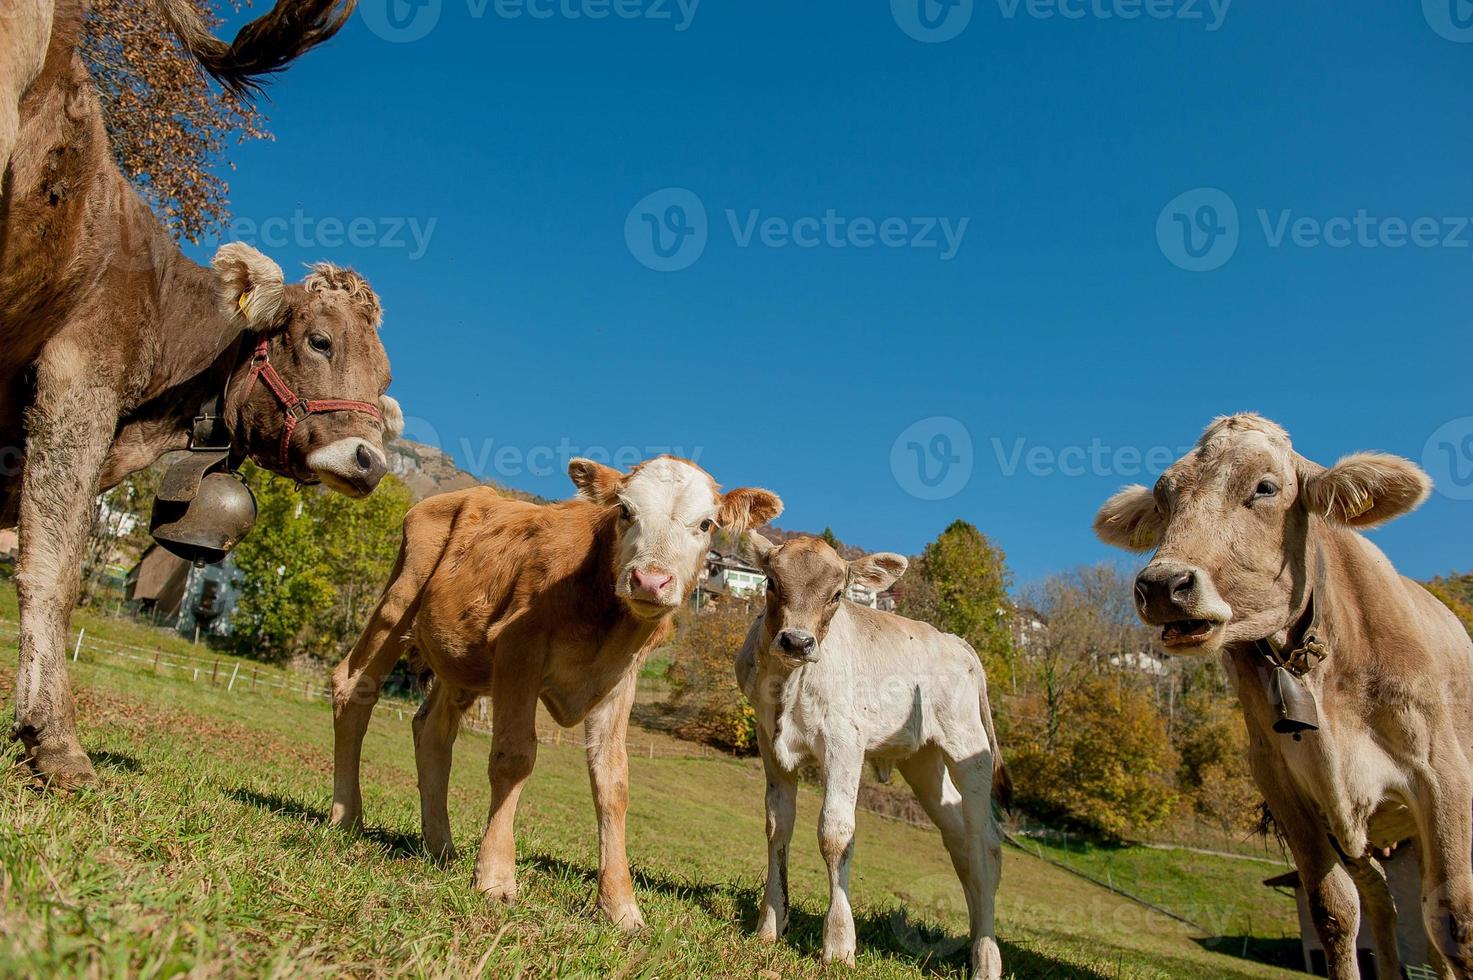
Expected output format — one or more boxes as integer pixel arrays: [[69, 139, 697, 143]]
[[151, 0, 355, 95], [979, 678, 1012, 812]]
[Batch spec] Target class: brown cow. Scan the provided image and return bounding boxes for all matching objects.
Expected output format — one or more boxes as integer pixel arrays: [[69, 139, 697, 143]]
[[0, 7, 401, 787], [329, 456, 781, 928], [1095, 414, 1473, 979]]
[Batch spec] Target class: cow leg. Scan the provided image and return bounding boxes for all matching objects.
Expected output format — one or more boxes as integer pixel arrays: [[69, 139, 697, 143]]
[[755, 721, 797, 943], [817, 754, 863, 967], [941, 745, 1004, 980], [1343, 856, 1401, 980], [11, 351, 119, 787], [413, 677, 471, 862], [471, 663, 539, 902], [1411, 775, 1473, 976], [329, 553, 419, 831], [583, 668, 644, 932]]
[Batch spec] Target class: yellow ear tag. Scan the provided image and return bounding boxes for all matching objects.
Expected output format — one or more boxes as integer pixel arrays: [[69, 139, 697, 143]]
[[1343, 495, 1373, 519], [238, 291, 252, 316]]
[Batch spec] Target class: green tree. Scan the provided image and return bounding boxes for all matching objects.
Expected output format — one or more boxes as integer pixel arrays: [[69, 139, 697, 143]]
[[820, 526, 842, 551], [897, 520, 1014, 677], [227, 465, 412, 663]]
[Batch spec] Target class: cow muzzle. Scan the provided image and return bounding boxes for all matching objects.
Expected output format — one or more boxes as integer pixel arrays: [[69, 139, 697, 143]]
[[1134, 561, 1231, 650], [307, 438, 389, 497], [774, 628, 818, 663]]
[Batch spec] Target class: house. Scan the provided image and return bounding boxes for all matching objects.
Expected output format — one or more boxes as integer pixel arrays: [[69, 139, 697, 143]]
[[700, 550, 766, 600], [1011, 606, 1048, 651], [1264, 846, 1430, 977], [1109, 650, 1170, 677], [126, 545, 244, 639], [843, 582, 898, 612]]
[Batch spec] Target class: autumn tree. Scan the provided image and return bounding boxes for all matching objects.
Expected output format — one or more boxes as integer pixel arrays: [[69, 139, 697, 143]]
[[1428, 573, 1473, 639], [664, 603, 760, 754], [79, 0, 268, 241], [896, 520, 1014, 678]]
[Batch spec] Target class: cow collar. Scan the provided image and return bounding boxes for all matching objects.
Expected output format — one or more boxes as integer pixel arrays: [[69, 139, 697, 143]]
[[1254, 539, 1330, 678]]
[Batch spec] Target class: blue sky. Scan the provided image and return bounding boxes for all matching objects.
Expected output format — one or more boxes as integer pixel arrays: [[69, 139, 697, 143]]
[[193, 0, 1472, 586]]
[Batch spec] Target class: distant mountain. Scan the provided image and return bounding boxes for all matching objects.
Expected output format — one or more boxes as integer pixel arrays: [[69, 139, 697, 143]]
[[386, 440, 543, 504]]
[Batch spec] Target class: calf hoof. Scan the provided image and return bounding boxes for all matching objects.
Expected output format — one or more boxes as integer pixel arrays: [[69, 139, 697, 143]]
[[821, 945, 857, 968], [754, 912, 784, 943], [423, 840, 458, 866], [25, 737, 96, 791], [327, 803, 363, 832], [472, 874, 518, 904], [600, 901, 646, 934]]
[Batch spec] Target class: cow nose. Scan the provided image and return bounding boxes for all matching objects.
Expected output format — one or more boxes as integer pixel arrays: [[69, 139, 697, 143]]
[[354, 443, 388, 487], [1135, 563, 1198, 622], [631, 568, 673, 599], [778, 630, 817, 658]]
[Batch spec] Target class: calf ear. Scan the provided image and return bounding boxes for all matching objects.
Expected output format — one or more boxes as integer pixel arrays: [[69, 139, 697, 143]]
[[379, 395, 404, 441], [1301, 452, 1431, 528], [568, 457, 625, 505], [718, 487, 783, 535], [1094, 485, 1164, 552], [744, 531, 776, 565], [212, 243, 286, 330], [849, 553, 908, 592]]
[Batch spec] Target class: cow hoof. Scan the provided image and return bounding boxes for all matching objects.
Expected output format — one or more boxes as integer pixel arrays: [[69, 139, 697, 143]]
[[424, 841, 458, 866], [971, 937, 1003, 980], [28, 741, 96, 791], [602, 902, 646, 933], [327, 804, 363, 833]]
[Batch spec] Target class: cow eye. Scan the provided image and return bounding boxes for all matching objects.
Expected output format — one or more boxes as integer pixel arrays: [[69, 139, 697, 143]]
[[831, 590, 843, 604], [308, 334, 332, 356], [765, 577, 778, 596], [1253, 480, 1279, 500], [699, 519, 714, 533], [619, 503, 633, 522]]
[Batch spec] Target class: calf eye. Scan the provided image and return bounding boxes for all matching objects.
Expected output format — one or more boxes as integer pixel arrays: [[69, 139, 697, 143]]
[[699, 519, 714, 533], [308, 334, 332, 356], [831, 590, 843, 604], [619, 503, 633, 522], [1253, 480, 1279, 501]]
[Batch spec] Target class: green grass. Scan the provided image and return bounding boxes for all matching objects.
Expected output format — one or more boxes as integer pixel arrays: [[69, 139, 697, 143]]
[[0, 599, 1302, 977]]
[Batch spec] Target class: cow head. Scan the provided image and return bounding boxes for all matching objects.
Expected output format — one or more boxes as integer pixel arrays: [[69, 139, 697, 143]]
[[746, 533, 907, 664], [568, 455, 782, 620], [213, 243, 402, 497], [1093, 414, 1430, 654]]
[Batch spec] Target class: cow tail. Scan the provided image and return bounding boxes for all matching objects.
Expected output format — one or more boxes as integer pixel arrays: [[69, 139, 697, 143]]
[[150, 0, 355, 95], [979, 676, 1013, 812]]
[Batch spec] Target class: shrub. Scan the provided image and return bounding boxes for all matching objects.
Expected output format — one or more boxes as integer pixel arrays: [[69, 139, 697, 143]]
[[664, 603, 760, 755]]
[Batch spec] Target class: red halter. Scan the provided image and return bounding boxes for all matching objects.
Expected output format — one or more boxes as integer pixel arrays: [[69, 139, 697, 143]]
[[241, 337, 383, 473]]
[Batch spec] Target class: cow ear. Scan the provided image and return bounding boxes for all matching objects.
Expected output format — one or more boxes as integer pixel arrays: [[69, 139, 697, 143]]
[[1094, 485, 1164, 552], [1301, 452, 1431, 528], [718, 487, 783, 535], [568, 457, 625, 505], [379, 395, 404, 441], [849, 553, 908, 592], [744, 530, 776, 565], [212, 242, 286, 330]]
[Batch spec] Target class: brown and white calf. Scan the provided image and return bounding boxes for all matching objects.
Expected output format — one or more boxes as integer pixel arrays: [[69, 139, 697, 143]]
[[1095, 414, 1473, 979], [330, 456, 781, 928], [736, 533, 1008, 980]]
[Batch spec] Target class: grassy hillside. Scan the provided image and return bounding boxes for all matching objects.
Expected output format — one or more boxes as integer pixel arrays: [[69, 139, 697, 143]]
[[0, 600, 1300, 977]]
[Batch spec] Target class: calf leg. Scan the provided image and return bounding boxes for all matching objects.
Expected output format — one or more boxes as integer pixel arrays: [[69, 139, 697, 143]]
[[329, 549, 420, 831], [818, 756, 863, 967], [754, 723, 797, 943], [583, 669, 644, 931], [413, 678, 472, 862], [11, 351, 119, 787], [471, 661, 539, 902], [942, 747, 1004, 980], [899, 747, 987, 961], [1343, 856, 1401, 980]]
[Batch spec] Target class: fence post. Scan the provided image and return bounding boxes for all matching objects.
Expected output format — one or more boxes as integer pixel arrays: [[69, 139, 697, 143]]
[[72, 628, 85, 662], [252, 666, 258, 691], [226, 662, 240, 692], [211, 660, 219, 686], [193, 668, 199, 683], [153, 648, 160, 673], [649, 742, 654, 760]]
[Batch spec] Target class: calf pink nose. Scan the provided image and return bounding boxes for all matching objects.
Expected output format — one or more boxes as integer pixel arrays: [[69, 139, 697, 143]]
[[631, 568, 673, 597]]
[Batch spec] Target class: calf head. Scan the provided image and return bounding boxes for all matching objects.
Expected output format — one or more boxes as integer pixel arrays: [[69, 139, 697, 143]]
[[568, 455, 782, 619], [213, 244, 403, 496], [746, 533, 907, 664], [1094, 413, 1430, 653]]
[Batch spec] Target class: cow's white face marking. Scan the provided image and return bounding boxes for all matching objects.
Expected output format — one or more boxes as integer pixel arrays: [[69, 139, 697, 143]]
[[613, 457, 720, 616]]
